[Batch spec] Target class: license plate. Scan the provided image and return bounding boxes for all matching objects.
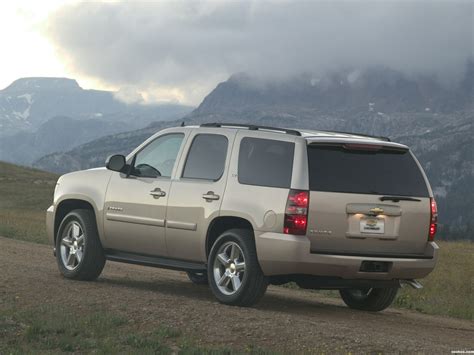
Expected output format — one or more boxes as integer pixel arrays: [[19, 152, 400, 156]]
[[360, 217, 385, 234]]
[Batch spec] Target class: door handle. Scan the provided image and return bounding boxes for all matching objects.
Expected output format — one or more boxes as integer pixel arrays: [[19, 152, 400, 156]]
[[202, 191, 220, 201], [150, 188, 166, 198]]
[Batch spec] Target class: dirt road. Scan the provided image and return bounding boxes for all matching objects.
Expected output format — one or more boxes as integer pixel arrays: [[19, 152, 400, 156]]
[[1, 237, 472, 353]]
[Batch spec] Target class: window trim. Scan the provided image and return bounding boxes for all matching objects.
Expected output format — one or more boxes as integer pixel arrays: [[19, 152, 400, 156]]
[[237, 137, 295, 189], [180, 133, 229, 182], [129, 132, 185, 180]]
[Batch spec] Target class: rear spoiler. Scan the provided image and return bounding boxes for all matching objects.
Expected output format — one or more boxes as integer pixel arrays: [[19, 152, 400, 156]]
[[306, 138, 409, 151]]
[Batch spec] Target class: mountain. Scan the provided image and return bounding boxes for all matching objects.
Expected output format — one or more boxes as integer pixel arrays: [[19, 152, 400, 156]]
[[192, 64, 473, 129], [1, 77, 118, 134], [0, 77, 193, 164], [33, 64, 474, 239], [0, 116, 134, 165], [33, 120, 176, 173]]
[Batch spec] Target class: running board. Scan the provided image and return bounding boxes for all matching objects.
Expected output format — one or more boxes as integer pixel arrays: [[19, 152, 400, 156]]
[[105, 250, 206, 272]]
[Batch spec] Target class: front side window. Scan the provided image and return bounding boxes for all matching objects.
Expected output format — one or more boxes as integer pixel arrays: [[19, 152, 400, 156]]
[[182, 134, 228, 181], [238, 137, 295, 188], [133, 133, 184, 178]]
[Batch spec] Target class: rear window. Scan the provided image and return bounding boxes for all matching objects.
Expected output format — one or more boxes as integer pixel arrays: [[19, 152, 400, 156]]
[[307, 145, 429, 197], [238, 137, 294, 188]]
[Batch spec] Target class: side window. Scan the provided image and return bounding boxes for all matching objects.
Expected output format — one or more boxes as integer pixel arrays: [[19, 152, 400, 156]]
[[133, 133, 184, 178], [238, 137, 295, 188], [182, 134, 228, 181]]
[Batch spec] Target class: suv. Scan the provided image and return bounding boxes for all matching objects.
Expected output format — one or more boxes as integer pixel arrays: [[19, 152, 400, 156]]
[[46, 123, 438, 311]]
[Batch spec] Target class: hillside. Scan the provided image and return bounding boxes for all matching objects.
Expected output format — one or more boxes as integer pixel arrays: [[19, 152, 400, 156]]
[[0, 161, 58, 243]]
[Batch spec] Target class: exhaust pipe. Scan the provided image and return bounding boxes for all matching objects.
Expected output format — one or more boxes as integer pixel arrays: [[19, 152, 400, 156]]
[[401, 279, 423, 289]]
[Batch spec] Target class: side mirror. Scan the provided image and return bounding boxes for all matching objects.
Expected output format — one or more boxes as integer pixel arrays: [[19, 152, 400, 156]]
[[106, 154, 126, 173]]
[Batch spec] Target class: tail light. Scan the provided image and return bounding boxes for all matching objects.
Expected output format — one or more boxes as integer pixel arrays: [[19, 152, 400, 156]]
[[428, 197, 438, 241], [284, 190, 309, 235]]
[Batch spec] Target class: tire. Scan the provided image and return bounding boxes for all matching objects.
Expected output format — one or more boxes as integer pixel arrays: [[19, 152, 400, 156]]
[[187, 271, 208, 285], [339, 287, 399, 312], [55, 209, 106, 281], [207, 229, 268, 307]]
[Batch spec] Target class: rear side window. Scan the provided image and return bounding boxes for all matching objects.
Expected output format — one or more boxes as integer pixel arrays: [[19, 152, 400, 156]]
[[182, 134, 228, 181], [238, 137, 295, 188], [307, 145, 429, 197]]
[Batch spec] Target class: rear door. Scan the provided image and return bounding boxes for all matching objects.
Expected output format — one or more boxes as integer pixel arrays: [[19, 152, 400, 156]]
[[306, 142, 431, 257]]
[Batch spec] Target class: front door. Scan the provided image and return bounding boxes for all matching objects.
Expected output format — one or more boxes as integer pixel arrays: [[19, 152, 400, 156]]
[[165, 130, 235, 262], [103, 132, 185, 255]]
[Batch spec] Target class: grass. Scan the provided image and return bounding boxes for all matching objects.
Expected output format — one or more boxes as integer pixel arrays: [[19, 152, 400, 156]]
[[0, 303, 264, 354], [394, 241, 473, 320], [0, 161, 472, 321], [0, 161, 58, 244]]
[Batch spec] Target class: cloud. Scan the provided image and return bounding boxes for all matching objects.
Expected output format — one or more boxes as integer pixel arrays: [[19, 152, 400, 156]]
[[44, 1, 473, 104]]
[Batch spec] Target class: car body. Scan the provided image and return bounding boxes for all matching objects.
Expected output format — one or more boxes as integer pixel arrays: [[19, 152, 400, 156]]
[[47, 123, 439, 311]]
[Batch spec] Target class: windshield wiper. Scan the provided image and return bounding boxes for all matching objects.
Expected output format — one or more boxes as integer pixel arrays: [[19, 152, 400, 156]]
[[380, 196, 421, 202]]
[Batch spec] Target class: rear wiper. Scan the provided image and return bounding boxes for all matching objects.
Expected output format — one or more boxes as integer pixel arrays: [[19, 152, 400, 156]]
[[380, 196, 421, 202]]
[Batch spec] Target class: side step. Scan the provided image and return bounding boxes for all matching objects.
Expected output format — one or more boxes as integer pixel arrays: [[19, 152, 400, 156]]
[[105, 250, 207, 272]]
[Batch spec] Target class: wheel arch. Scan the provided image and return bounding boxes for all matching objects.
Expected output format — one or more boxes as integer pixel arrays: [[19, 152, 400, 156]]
[[54, 198, 98, 243], [205, 216, 254, 258]]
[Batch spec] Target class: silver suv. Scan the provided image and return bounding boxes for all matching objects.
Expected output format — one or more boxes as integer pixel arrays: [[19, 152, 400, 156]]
[[46, 123, 438, 311]]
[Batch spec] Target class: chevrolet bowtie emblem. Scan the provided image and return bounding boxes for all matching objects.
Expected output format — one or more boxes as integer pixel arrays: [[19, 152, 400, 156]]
[[369, 207, 384, 215]]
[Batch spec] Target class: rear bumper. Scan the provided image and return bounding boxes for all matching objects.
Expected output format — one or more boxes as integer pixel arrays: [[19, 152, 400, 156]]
[[46, 205, 55, 246], [255, 232, 438, 280]]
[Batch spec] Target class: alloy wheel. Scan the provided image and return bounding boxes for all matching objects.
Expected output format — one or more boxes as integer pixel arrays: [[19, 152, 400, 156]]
[[213, 241, 246, 295], [60, 221, 85, 271]]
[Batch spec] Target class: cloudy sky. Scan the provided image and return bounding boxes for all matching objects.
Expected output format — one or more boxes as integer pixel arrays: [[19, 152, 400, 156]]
[[0, 1, 472, 105]]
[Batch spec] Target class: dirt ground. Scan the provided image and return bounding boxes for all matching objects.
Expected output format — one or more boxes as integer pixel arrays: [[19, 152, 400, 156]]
[[1, 237, 473, 354]]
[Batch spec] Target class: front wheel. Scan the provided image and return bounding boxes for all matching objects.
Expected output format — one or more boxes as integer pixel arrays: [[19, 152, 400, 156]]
[[56, 209, 106, 281], [208, 229, 268, 307], [339, 287, 399, 312]]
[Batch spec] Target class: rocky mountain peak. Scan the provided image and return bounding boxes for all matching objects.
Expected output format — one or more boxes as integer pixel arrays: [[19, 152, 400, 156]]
[[2, 77, 81, 92]]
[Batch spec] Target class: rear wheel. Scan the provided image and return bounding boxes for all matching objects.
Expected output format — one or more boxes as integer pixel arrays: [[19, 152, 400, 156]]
[[187, 271, 208, 285], [208, 229, 268, 306], [339, 287, 399, 312], [56, 209, 106, 281]]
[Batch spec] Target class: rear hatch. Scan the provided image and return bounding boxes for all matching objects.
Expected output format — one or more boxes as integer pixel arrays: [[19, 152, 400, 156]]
[[306, 142, 431, 257]]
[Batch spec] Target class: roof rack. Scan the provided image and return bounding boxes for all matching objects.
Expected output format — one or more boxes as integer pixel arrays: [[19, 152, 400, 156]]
[[321, 130, 391, 142], [200, 122, 301, 136]]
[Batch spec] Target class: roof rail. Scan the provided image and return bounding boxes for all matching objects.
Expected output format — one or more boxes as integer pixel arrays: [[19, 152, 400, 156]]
[[324, 130, 391, 142], [200, 122, 301, 136]]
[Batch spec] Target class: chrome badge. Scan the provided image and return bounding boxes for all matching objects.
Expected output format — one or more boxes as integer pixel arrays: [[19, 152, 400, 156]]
[[369, 207, 384, 215]]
